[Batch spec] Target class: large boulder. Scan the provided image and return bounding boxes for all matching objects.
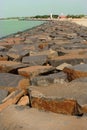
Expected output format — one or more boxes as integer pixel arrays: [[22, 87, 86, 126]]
[[29, 90, 82, 116]]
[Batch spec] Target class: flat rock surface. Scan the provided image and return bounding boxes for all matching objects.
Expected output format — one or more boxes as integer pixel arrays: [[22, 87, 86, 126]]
[[31, 72, 67, 86], [30, 82, 87, 105], [0, 61, 28, 73], [70, 64, 87, 72], [0, 105, 87, 130], [0, 73, 24, 88], [49, 54, 87, 67], [18, 65, 54, 78], [22, 55, 48, 66]]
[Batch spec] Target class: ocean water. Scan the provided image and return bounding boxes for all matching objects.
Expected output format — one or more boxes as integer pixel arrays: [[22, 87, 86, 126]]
[[0, 20, 44, 38]]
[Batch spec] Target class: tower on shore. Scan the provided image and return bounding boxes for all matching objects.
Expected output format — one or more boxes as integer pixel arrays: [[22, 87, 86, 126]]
[[50, 13, 53, 19]]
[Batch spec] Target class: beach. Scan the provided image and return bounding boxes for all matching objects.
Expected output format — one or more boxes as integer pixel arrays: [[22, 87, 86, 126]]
[[71, 18, 87, 27]]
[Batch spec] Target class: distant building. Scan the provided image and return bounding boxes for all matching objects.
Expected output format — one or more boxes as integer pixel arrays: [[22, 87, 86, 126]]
[[59, 13, 66, 19]]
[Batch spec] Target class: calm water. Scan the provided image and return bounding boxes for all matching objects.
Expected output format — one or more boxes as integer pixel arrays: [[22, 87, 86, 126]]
[[0, 20, 44, 38]]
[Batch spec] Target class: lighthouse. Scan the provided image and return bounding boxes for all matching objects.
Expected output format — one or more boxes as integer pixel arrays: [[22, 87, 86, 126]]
[[50, 13, 53, 19]]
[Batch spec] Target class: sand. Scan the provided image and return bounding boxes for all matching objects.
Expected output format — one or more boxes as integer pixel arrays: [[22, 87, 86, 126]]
[[71, 18, 87, 27]]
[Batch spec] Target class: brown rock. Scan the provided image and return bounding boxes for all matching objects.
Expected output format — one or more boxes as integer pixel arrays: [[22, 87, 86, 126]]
[[18, 65, 54, 78], [18, 96, 29, 106], [0, 89, 28, 112], [0, 56, 8, 61], [82, 104, 87, 113], [38, 43, 48, 49], [1, 37, 25, 45], [30, 90, 82, 116], [63, 64, 87, 81], [18, 78, 30, 90], [0, 61, 28, 73]]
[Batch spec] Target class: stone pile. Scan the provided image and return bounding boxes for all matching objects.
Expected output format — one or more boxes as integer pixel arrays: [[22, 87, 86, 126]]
[[0, 21, 87, 129]]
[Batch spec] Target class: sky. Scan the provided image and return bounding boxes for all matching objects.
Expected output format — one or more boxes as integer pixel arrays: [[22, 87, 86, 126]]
[[0, 0, 87, 18]]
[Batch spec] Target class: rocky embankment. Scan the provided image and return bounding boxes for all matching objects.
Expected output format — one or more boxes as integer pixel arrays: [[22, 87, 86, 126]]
[[0, 21, 87, 130]]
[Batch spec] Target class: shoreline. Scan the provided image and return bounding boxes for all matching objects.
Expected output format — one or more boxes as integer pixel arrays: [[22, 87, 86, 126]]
[[0, 21, 47, 40]]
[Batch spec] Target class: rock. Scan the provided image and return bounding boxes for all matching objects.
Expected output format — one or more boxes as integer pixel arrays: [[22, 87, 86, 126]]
[[18, 96, 29, 106], [82, 104, 87, 113], [30, 81, 87, 105], [62, 42, 87, 49], [30, 49, 58, 59], [30, 90, 82, 116], [56, 63, 72, 71], [7, 44, 30, 61], [0, 105, 87, 130], [71, 77, 87, 82], [22, 55, 48, 66], [0, 46, 7, 51], [31, 72, 67, 86], [0, 89, 28, 112], [1, 37, 25, 45], [0, 56, 8, 61], [0, 61, 28, 73], [0, 51, 8, 61], [0, 73, 29, 92], [63, 64, 87, 81], [49, 54, 87, 67], [0, 90, 8, 103], [38, 43, 48, 50], [18, 65, 55, 78]]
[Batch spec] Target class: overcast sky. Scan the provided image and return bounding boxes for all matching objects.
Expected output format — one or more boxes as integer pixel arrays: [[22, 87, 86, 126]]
[[0, 0, 87, 17]]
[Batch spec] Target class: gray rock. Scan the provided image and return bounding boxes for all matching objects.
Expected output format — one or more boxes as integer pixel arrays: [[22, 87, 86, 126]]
[[0, 89, 8, 103], [0, 73, 24, 88], [31, 72, 67, 86], [22, 55, 48, 66], [7, 44, 30, 61], [49, 58, 87, 67]]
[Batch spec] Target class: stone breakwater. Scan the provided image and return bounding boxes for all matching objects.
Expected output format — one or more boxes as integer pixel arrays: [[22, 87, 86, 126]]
[[0, 21, 87, 130]]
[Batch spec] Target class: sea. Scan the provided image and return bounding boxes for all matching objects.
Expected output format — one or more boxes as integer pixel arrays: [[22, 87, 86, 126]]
[[0, 19, 44, 38]]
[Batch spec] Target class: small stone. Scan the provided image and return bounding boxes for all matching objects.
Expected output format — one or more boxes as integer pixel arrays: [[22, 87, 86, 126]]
[[18, 96, 29, 106], [56, 63, 72, 71]]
